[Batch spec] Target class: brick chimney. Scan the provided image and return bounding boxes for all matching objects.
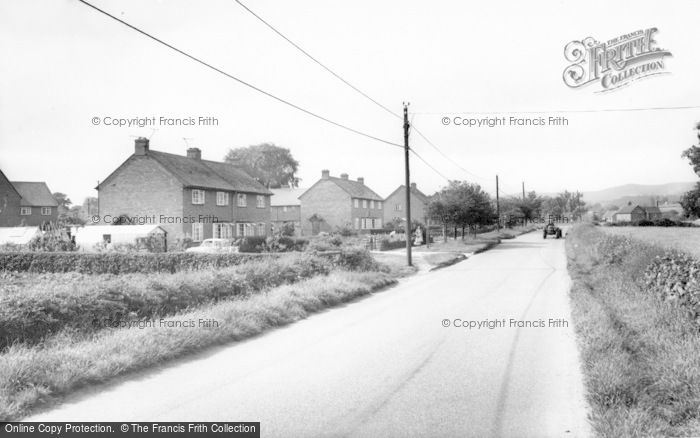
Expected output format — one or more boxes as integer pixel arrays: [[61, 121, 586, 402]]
[[357, 177, 365, 185], [135, 137, 149, 155], [411, 182, 417, 190], [321, 169, 330, 179], [340, 173, 349, 180], [187, 147, 202, 160]]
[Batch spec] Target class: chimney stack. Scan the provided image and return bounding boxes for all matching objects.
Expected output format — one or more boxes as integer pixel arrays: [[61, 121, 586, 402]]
[[340, 173, 349, 180], [357, 177, 365, 185], [321, 169, 330, 179], [187, 147, 202, 160], [411, 182, 417, 190], [135, 137, 149, 155]]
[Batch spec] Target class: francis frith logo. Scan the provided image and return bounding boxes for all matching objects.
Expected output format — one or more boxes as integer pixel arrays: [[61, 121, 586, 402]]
[[563, 28, 672, 92]]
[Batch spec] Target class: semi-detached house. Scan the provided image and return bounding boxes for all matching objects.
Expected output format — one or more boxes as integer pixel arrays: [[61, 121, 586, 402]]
[[97, 138, 272, 243], [299, 170, 384, 235]]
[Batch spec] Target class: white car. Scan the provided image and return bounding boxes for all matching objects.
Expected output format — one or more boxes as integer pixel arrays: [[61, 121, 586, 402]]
[[185, 238, 239, 254]]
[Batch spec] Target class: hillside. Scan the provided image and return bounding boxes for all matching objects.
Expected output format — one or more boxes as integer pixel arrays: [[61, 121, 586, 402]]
[[582, 182, 696, 205]]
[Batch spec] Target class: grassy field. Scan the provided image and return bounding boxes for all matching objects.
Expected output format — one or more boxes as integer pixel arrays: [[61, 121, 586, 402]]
[[566, 225, 700, 437], [600, 226, 700, 258]]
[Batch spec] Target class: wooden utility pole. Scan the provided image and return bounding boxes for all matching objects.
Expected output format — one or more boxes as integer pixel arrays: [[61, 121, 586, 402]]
[[496, 175, 500, 231], [403, 102, 412, 267], [522, 181, 525, 200]]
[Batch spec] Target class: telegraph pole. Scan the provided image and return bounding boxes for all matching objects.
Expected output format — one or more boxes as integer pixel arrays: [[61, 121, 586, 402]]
[[403, 102, 412, 267], [496, 175, 500, 231], [522, 181, 526, 200]]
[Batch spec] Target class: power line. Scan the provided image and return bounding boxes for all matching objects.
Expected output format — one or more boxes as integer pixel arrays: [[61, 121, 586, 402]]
[[77, 0, 403, 150], [412, 104, 700, 115], [233, 0, 403, 121]]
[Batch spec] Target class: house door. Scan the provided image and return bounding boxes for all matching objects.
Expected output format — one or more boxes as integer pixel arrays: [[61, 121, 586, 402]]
[[311, 220, 321, 235]]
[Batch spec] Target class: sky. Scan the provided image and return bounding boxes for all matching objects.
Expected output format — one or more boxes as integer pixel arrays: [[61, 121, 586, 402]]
[[1, 0, 699, 204]]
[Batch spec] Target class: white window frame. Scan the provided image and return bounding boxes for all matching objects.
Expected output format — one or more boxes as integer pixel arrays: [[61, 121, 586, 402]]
[[256, 195, 265, 208], [192, 223, 204, 242], [213, 223, 233, 239], [192, 189, 205, 205], [237, 193, 247, 207], [20, 207, 31, 215], [216, 192, 229, 206], [257, 223, 266, 236], [236, 223, 246, 237], [282, 206, 288, 212], [41, 207, 52, 215], [370, 200, 375, 209], [354, 217, 360, 229], [362, 199, 368, 208], [378, 201, 383, 210], [354, 199, 359, 208]]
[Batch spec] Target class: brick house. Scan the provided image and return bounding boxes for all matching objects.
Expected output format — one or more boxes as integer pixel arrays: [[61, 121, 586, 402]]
[[270, 187, 305, 235], [97, 138, 272, 243], [0, 169, 58, 227], [299, 170, 383, 235], [383, 182, 430, 226], [613, 204, 663, 222]]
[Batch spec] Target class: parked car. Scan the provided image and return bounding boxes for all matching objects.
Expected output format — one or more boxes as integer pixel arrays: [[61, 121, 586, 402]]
[[543, 223, 563, 239], [185, 238, 238, 253]]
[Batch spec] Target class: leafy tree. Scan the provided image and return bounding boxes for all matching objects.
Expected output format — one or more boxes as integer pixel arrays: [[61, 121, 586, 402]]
[[224, 143, 300, 188], [428, 181, 495, 240], [680, 122, 700, 218]]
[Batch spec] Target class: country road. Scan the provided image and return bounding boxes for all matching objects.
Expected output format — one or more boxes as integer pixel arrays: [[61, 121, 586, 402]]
[[28, 229, 591, 437]]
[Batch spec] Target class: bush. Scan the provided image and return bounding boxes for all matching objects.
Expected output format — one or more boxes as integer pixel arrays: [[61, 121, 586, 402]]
[[238, 236, 267, 253], [265, 236, 308, 252], [379, 239, 408, 251], [0, 254, 331, 349], [0, 252, 274, 274]]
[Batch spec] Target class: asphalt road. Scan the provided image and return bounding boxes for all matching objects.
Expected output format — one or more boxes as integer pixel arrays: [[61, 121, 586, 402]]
[[29, 229, 591, 437]]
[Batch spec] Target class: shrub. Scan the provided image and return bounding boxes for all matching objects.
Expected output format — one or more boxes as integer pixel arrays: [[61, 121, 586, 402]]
[[379, 239, 408, 251], [238, 236, 267, 253], [265, 236, 308, 252], [0, 252, 274, 274], [0, 253, 331, 349]]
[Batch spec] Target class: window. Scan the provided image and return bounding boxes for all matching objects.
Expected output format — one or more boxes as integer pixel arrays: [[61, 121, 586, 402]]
[[394, 204, 402, 211], [213, 223, 233, 239], [192, 189, 205, 205], [102, 234, 111, 244], [378, 201, 382, 210], [192, 223, 204, 242], [40, 207, 52, 215], [20, 207, 31, 215], [256, 195, 265, 208], [237, 194, 247, 207], [370, 200, 375, 209], [256, 223, 266, 236], [362, 200, 368, 208], [374, 218, 382, 229], [354, 199, 359, 208], [282, 206, 288, 212], [216, 192, 229, 206], [236, 223, 246, 237], [354, 217, 360, 229]]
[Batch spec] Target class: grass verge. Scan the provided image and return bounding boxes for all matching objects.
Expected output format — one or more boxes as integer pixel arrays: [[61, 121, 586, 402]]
[[0, 271, 396, 421], [566, 224, 700, 437]]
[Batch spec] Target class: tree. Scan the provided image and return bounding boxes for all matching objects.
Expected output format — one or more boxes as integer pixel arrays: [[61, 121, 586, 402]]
[[52, 192, 72, 222], [680, 122, 700, 218], [428, 181, 495, 240], [224, 143, 299, 188]]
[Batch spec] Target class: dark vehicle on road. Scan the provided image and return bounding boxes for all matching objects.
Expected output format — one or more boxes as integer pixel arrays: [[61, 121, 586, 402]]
[[543, 223, 562, 239]]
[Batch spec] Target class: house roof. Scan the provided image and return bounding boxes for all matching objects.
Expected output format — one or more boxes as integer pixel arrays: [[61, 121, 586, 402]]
[[270, 187, 306, 206], [386, 185, 429, 203], [99, 149, 271, 195], [615, 204, 643, 214], [325, 176, 383, 201], [10, 182, 58, 207], [602, 210, 616, 219]]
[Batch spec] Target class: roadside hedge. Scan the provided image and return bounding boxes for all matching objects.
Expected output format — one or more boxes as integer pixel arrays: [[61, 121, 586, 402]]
[[0, 252, 276, 274], [379, 239, 409, 251], [0, 254, 331, 349], [645, 252, 700, 325]]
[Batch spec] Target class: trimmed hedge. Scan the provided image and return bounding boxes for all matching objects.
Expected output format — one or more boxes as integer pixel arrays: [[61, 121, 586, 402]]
[[645, 252, 700, 324], [0, 252, 276, 274], [379, 239, 409, 251], [0, 254, 331, 349]]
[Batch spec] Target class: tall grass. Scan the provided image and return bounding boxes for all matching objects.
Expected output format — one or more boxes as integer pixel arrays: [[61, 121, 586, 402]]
[[0, 271, 396, 421], [566, 225, 700, 437]]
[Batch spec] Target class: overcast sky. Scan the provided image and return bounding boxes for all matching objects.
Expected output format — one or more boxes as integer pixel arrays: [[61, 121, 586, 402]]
[[1, 0, 699, 203]]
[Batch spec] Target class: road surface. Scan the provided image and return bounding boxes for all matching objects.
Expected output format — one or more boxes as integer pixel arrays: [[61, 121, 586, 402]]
[[29, 230, 591, 437]]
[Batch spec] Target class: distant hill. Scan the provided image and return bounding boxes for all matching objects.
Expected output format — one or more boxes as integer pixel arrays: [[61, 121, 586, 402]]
[[583, 182, 696, 207]]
